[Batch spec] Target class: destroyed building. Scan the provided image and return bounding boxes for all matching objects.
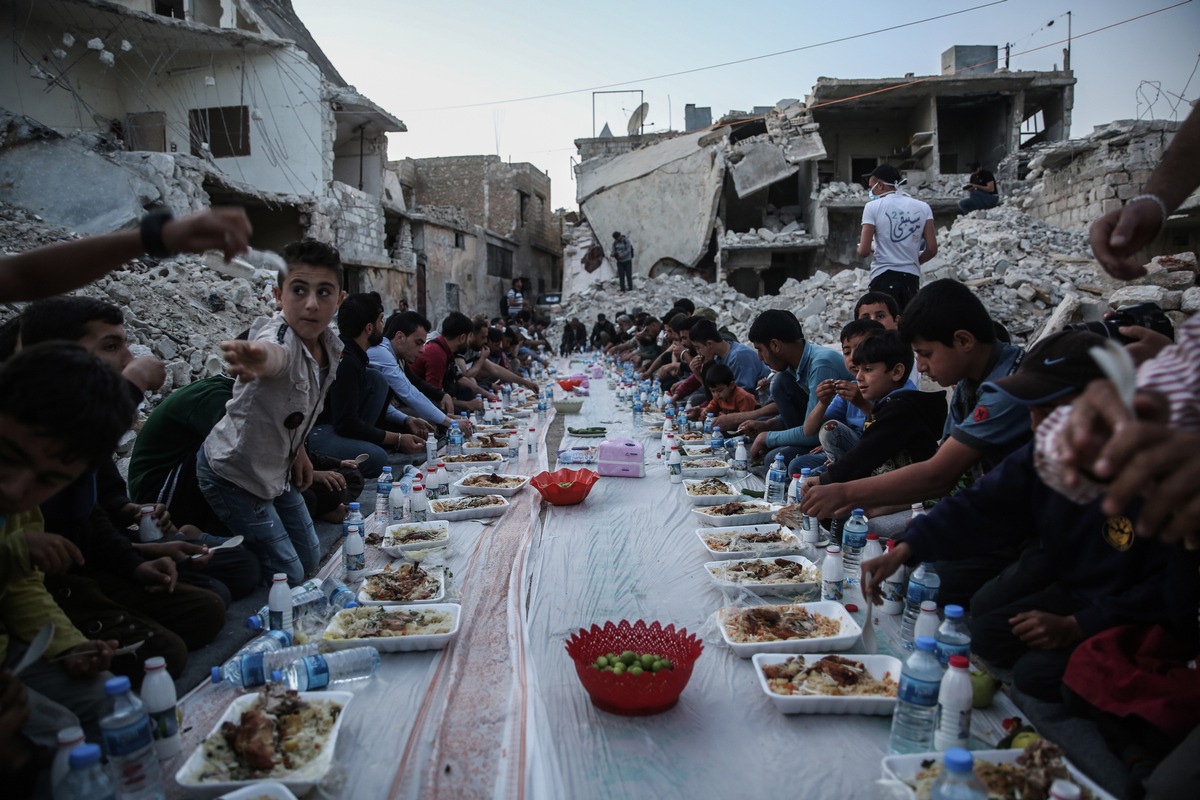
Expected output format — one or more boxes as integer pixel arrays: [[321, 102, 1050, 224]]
[[568, 45, 1077, 298]]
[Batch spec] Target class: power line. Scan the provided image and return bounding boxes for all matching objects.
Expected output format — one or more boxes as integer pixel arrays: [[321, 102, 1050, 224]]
[[404, 0, 1010, 112]]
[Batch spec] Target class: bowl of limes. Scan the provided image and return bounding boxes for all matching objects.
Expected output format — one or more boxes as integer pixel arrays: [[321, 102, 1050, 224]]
[[565, 619, 703, 715]]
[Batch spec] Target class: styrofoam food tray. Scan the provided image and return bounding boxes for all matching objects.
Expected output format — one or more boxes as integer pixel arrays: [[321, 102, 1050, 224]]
[[704, 555, 820, 594], [679, 460, 730, 478], [682, 478, 743, 506], [880, 749, 1116, 800], [440, 454, 506, 472], [428, 494, 510, 521], [681, 444, 716, 459], [379, 521, 450, 555], [216, 781, 299, 800], [356, 565, 445, 605], [461, 443, 511, 455], [696, 524, 802, 560], [322, 603, 461, 652], [752, 653, 902, 715], [452, 472, 530, 497], [174, 692, 351, 797], [718, 600, 862, 657], [692, 502, 780, 527]]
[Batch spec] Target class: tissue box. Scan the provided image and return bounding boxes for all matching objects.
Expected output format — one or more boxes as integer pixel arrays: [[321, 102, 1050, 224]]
[[598, 438, 645, 478]]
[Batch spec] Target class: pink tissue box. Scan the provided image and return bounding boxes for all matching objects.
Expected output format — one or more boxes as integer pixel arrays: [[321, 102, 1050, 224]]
[[597, 438, 645, 478]]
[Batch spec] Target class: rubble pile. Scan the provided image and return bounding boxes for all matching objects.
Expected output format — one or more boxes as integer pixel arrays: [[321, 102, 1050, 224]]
[[720, 202, 812, 247], [558, 203, 1198, 348], [818, 175, 969, 206]]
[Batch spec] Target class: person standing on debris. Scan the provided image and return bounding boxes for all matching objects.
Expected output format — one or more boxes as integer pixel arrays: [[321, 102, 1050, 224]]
[[504, 277, 527, 319], [197, 239, 345, 585], [958, 162, 1001, 214], [858, 164, 937, 312], [611, 231, 635, 292]]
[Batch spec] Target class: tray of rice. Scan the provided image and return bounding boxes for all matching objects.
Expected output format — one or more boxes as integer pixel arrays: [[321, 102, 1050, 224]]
[[753, 653, 901, 715]]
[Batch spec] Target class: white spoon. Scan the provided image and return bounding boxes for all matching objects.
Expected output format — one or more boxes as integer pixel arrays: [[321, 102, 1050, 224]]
[[190, 534, 245, 558], [355, 453, 371, 465], [12, 623, 55, 676]]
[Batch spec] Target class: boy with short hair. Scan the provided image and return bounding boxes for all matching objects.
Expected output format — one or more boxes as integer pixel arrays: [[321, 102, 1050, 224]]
[[802, 279, 1029, 521], [700, 363, 758, 416], [816, 330, 946, 485], [854, 291, 902, 329], [197, 239, 346, 585]]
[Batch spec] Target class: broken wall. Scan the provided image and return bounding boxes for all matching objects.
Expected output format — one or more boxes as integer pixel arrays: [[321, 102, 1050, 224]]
[[412, 220, 495, 328], [817, 109, 911, 183]]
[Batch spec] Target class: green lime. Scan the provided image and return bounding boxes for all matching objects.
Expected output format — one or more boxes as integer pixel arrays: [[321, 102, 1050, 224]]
[[640, 654, 656, 668], [660, 659, 673, 670], [629, 665, 644, 676], [651, 661, 663, 673], [595, 656, 609, 668], [620, 651, 636, 666]]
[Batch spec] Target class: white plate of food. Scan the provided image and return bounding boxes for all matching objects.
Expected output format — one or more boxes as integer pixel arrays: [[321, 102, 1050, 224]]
[[428, 494, 509, 521], [453, 471, 530, 497], [753, 653, 901, 715], [216, 781, 299, 800], [321, 604, 460, 652], [696, 524, 802, 560], [379, 521, 450, 555], [174, 686, 350, 796], [473, 425, 519, 438], [441, 452, 506, 471], [463, 435, 514, 453], [705, 555, 820, 594], [880, 742, 1116, 800], [675, 431, 708, 442], [681, 444, 716, 459], [679, 458, 730, 478], [692, 501, 780, 527], [356, 563, 445, 605], [718, 601, 861, 657], [682, 477, 743, 506]]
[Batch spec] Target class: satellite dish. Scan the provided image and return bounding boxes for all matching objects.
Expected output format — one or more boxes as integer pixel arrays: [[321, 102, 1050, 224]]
[[627, 102, 650, 136]]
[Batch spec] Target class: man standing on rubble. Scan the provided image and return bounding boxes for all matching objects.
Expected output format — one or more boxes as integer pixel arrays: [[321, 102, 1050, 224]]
[[858, 164, 937, 312], [611, 231, 635, 292]]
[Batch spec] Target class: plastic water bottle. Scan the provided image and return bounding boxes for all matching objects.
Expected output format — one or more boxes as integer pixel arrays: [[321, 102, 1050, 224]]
[[388, 480, 408, 524], [787, 473, 803, 505], [502, 383, 512, 406], [632, 395, 644, 430], [212, 642, 319, 689], [374, 466, 393, 526], [448, 423, 464, 456], [842, 508, 868, 586], [56, 743, 116, 800], [527, 427, 539, 454], [862, 532, 883, 575], [881, 540, 908, 615], [796, 468, 819, 542], [888, 636, 943, 755], [425, 432, 437, 463], [703, 413, 715, 435], [507, 431, 520, 459], [915, 600, 941, 643], [732, 438, 748, 477], [410, 483, 428, 521], [51, 725, 86, 795], [934, 656, 974, 752], [99, 676, 163, 799], [900, 562, 941, 647], [821, 545, 844, 601], [278, 646, 382, 691], [343, 511, 365, 582], [765, 455, 788, 505], [136, 505, 163, 543], [435, 462, 450, 498], [321, 576, 358, 611], [710, 427, 724, 458], [929, 748, 987, 799], [668, 445, 682, 484], [268, 573, 293, 638], [140, 657, 180, 760], [425, 463, 440, 500], [935, 605, 972, 666]]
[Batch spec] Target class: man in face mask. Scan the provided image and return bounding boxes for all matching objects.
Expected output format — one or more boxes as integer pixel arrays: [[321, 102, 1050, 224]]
[[857, 164, 938, 312]]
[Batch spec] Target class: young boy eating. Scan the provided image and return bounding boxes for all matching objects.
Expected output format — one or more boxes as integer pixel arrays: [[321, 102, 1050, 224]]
[[197, 239, 345, 584], [700, 362, 758, 416]]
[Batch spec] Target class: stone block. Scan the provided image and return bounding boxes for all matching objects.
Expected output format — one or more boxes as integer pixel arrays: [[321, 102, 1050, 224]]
[[1101, 198, 1122, 214], [1182, 287, 1200, 314], [1108, 285, 1166, 307], [1105, 171, 1130, 185], [1163, 290, 1183, 311], [1137, 269, 1194, 290], [1016, 283, 1038, 302]]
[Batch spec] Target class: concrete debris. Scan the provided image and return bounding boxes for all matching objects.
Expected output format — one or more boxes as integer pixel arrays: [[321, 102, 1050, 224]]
[[558, 203, 1196, 349]]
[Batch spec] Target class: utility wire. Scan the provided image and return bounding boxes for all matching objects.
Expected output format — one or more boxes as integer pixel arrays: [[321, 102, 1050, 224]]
[[404, 0, 1010, 112]]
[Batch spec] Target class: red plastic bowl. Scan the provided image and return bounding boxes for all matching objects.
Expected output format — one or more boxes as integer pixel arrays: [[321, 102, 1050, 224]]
[[557, 378, 583, 392], [566, 620, 703, 715], [530, 468, 599, 505]]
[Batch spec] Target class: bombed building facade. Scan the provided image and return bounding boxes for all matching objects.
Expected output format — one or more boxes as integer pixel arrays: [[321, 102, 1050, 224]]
[[0, 0, 563, 319], [568, 45, 1079, 298]]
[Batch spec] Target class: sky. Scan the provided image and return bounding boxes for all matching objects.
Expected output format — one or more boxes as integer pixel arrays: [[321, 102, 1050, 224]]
[[291, 0, 1200, 211]]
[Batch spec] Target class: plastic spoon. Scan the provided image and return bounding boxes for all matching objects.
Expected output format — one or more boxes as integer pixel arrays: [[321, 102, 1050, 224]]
[[11, 622, 54, 676], [190, 534, 244, 559], [355, 453, 371, 465]]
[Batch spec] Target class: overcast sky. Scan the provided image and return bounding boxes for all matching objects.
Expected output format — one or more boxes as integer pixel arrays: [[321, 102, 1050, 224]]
[[291, 0, 1199, 211]]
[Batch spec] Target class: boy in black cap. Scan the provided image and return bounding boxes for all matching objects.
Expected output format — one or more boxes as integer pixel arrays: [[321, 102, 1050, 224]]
[[858, 164, 937, 311], [863, 330, 1199, 702]]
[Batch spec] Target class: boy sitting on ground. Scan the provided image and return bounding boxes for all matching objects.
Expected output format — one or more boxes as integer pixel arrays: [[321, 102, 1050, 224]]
[[699, 363, 758, 417]]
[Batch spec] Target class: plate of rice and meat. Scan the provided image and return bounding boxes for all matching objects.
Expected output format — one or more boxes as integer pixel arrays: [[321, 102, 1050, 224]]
[[379, 521, 450, 555], [718, 601, 861, 657], [692, 501, 779, 527], [175, 685, 350, 795], [453, 472, 530, 497], [696, 525, 802, 560], [682, 478, 742, 506], [753, 653, 901, 715], [356, 562, 445, 605], [705, 556, 820, 594], [428, 494, 509, 521], [679, 458, 730, 478], [322, 604, 460, 652], [440, 453, 506, 471]]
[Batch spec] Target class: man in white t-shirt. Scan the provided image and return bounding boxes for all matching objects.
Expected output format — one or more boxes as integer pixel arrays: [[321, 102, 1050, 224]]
[[858, 164, 938, 312]]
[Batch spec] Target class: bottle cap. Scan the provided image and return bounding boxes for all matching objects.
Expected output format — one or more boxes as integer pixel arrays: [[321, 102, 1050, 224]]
[[915, 636, 936, 651], [68, 742, 103, 768], [944, 604, 964, 619], [919, 600, 938, 612], [271, 670, 283, 683], [792, 473, 800, 479], [348, 502, 360, 511], [144, 656, 166, 672], [104, 675, 132, 695], [56, 726, 84, 746], [826, 545, 841, 554], [852, 508, 864, 516], [211, 666, 223, 684], [866, 533, 879, 540], [885, 539, 896, 551], [272, 572, 287, 582], [948, 655, 970, 669], [943, 748, 973, 773]]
